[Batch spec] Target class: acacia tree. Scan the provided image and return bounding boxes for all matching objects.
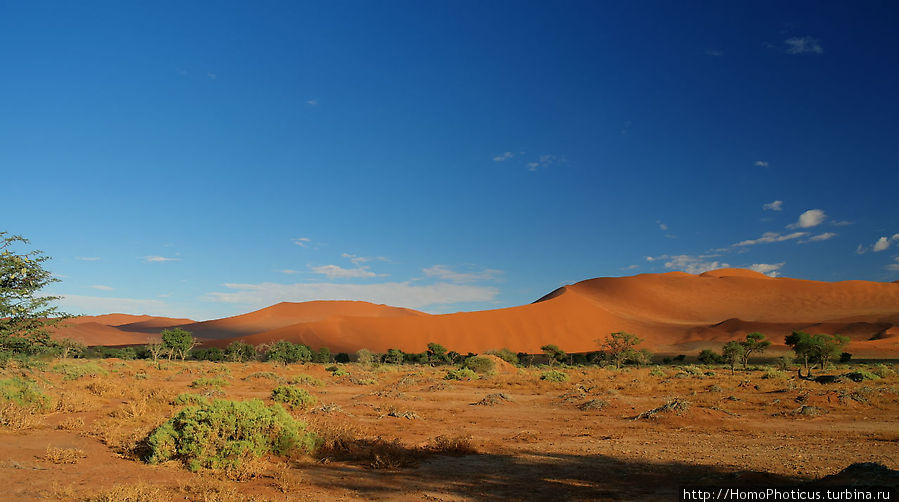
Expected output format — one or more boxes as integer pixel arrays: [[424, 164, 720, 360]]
[[540, 344, 566, 367], [722, 341, 745, 375], [161, 328, 196, 361], [598, 332, 646, 369], [785, 331, 849, 373], [739, 332, 771, 368], [0, 232, 69, 354]]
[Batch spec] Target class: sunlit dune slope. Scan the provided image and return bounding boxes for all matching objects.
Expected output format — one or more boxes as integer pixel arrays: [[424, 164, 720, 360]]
[[183, 301, 425, 340], [210, 269, 899, 357], [54, 269, 899, 357]]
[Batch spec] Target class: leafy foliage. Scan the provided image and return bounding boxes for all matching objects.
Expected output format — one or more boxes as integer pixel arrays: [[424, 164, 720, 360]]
[[721, 341, 744, 374], [739, 332, 771, 368], [462, 356, 496, 375], [697, 349, 724, 364], [444, 368, 478, 380], [540, 344, 566, 366], [0, 232, 69, 354], [785, 331, 850, 371], [426, 342, 450, 365], [266, 340, 312, 364], [161, 328, 195, 361], [598, 332, 649, 369], [144, 399, 315, 471], [270, 385, 317, 409], [539, 370, 569, 382], [225, 341, 257, 362]]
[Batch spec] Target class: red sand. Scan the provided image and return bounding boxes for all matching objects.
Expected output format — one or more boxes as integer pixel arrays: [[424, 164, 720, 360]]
[[53, 269, 899, 357]]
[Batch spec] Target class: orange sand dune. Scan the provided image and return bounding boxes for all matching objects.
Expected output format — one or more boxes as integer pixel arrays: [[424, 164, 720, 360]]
[[53, 269, 899, 357], [183, 301, 424, 340], [212, 269, 899, 357], [50, 322, 164, 346]]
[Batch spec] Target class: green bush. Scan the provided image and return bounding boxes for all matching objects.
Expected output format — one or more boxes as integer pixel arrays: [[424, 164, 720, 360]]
[[289, 374, 324, 386], [539, 370, 569, 382], [52, 362, 108, 381], [266, 340, 312, 365], [649, 366, 666, 377], [325, 365, 349, 377], [242, 372, 281, 381], [144, 399, 315, 471], [462, 356, 496, 375], [486, 348, 519, 365], [190, 377, 229, 389], [0, 377, 51, 410], [445, 368, 478, 381], [172, 393, 209, 406], [270, 385, 317, 409], [761, 367, 787, 379]]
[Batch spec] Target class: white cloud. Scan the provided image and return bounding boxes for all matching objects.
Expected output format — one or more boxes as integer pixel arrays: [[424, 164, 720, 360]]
[[624, 264, 640, 270], [887, 257, 899, 272], [733, 231, 808, 247], [206, 281, 499, 311], [89, 285, 114, 291], [207, 72, 217, 79], [422, 265, 502, 283], [279, 269, 300, 275], [805, 232, 837, 242], [856, 244, 868, 255], [309, 264, 384, 279], [526, 154, 563, 172], [306, 99, 318, 106], [76, 256, 100, 261], [787, 209, 826, 229], [657, 221, 668, 231], [831, 220, 852, 227], [749, 263, 785, 277], [785, 37, 823, 55], [663, 255, 729, 275], [705, 49, 724, 57], [292, 237, 312, 248], [59, 294, 174, 317], [873, 237, 891, 252], [763, 200, 783, 211], [341, 253, 388, 265], [492, 152, 514, 162], [143, 256, 180, 263], [858, 234, 899, 254], [754, 160, 769, 167]]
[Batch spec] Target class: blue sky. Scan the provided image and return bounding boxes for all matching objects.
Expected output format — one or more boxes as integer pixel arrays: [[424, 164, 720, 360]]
[[2, 1, 897, 320]]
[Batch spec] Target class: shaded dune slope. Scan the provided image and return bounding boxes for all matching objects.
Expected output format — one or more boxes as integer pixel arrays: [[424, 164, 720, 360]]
[[54, 269, 899, 357]]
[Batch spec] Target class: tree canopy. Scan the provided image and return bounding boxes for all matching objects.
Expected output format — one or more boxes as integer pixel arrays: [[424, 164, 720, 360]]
[[0, 232, 69, 354]]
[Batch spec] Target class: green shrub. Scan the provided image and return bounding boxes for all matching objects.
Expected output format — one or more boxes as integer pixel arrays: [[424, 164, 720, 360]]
[[242, 372, 281, 382], [270, 386, 317, 409], [266, 340, 312, 365], [462, 356, 496, 375], [539, 370, 569, 382], [52, 362, 108, 381], [190, 377, 229, 389], [761, 368, 787, 379], [172, 393, 209, 406], [649, 366, 666, 378], [325, 365, 349, 377], [445, 368, 478, 381], [872, 364, 895, 378], [856, 370, 881, 381], [144, 399, 315, 471], [486, 348, 519, 365], [0, 377, 51, 410], [289, 374, 324, 386]]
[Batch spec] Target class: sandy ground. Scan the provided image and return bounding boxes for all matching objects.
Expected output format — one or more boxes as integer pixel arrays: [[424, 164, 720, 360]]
[[1, 359, 897, 501]]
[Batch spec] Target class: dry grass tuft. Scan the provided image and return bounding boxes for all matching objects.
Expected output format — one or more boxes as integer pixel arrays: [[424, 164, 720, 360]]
[[86, 481, 166, 502], [42, 446, 86, 464], [426, 435, 477, 455]]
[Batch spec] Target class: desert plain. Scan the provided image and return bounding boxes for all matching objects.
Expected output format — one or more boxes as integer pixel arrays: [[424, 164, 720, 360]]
[[2, 268, 898, 501]]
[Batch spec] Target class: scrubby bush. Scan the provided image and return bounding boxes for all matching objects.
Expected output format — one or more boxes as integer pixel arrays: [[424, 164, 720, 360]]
[[270, 386, 317, 409], [266, 340, 312, 365], [697, 349, 723, 365], [539, 370, 569, 382], [52, 361, 108, 380], [325, 365, 349, 377], [225, 341, 257, 362], [289, 374, 324, 386], [462, 356, 496, 375], [445, 368, 478, 381], [761, 367, 787, 379], [541, 344, 566, 366], [312, 347, 331, 364], [190, 377, 229, 389], [649, 366, 666, 378], [172, 393, 209, 406], [486, 348, 519, 365], [144, 399, 315, 471], [0, 377, 51, 410], [192, 347, 224, 362]]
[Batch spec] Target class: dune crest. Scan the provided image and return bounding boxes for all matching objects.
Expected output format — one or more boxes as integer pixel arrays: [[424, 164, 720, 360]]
[[53, 269, 899, 357]]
